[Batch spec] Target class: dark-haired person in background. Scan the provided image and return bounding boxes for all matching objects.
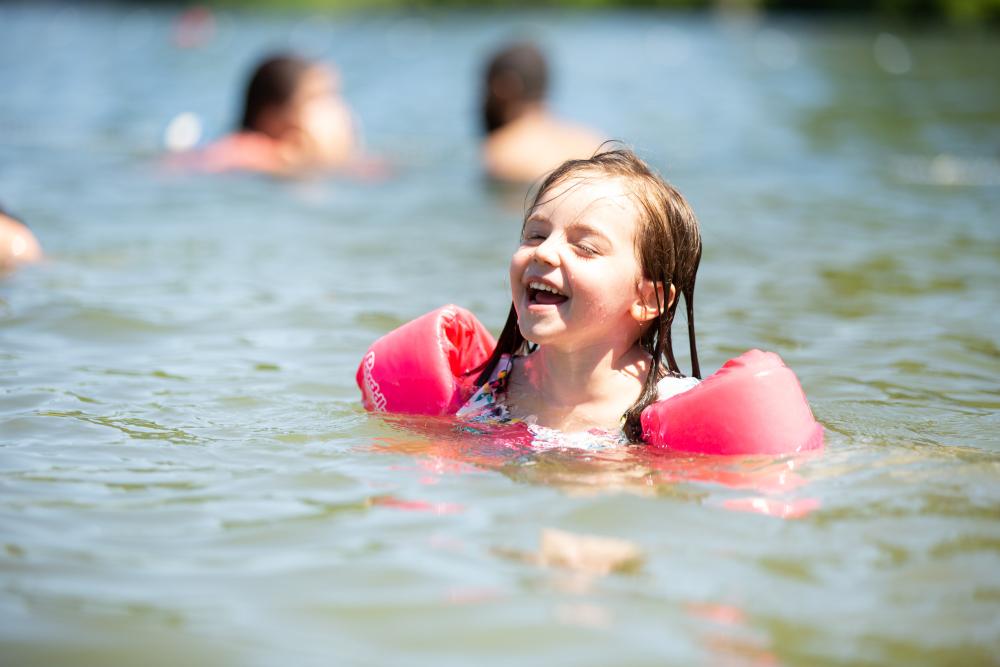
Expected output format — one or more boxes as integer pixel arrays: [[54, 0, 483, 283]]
[[191, 54, 375, 177], [481, 42, 603, 184]]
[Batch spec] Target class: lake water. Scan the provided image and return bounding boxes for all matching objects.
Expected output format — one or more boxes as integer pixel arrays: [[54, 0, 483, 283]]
[[1, 4, 998, 666]]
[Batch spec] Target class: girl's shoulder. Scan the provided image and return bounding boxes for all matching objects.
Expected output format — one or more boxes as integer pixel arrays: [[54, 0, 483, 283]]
[[655, 374, 700, 402]]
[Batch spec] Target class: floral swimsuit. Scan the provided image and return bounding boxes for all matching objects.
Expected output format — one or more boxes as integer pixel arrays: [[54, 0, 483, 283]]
[[456, 354, 699, 451]]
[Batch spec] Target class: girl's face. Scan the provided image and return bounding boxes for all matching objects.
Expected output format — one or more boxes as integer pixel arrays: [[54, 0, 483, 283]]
[[510, 174, 655, 353]]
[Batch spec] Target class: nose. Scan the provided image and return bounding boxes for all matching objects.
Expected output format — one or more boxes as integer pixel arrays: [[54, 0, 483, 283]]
[[533, 236, 561, 267]]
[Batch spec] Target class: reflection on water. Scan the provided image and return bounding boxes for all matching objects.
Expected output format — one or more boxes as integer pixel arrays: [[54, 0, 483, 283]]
[[373, 424, 823, 521], [1, 5, 999, 666]]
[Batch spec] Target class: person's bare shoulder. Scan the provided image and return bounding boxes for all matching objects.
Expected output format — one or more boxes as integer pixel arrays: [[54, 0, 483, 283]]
[[0, 213, 42, 272], [483, 115, 604, 184]]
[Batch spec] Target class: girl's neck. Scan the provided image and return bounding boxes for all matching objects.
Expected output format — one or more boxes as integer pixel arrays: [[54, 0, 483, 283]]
[[509, 341, 649, 431]]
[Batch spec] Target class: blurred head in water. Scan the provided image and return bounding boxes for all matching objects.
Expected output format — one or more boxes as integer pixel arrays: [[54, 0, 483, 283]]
[[479, 41, 603, 184], [238, 53, 356, 169], [0, 206, 42, 273], [481, 41, 549, 135]]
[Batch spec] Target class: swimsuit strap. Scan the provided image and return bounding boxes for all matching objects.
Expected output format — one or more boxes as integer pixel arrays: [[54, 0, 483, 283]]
[[487, 354, 514, 396]]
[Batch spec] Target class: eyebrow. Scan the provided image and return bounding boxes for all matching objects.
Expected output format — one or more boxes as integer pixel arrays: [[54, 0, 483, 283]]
[[566, 221, 612, 242]]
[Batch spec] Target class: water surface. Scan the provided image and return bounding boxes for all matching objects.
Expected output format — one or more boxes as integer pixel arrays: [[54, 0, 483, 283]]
[[1, 5, 999, 666]]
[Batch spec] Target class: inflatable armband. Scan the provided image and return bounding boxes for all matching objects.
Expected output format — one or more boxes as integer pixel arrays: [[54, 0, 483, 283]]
[[356, 305, 496, 415], [641, 349, 823, 455]]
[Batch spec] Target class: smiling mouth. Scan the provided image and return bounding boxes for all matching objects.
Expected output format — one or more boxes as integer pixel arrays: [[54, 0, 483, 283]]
[[527, 281, 569, 306]]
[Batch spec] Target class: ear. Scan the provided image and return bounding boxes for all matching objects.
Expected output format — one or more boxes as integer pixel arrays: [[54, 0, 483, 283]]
[[630, 279, 675, 323]]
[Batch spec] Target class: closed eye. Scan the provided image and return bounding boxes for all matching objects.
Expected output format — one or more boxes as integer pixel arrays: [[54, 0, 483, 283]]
[[521, 216, 550, 244], [566, 224, 610, 256]]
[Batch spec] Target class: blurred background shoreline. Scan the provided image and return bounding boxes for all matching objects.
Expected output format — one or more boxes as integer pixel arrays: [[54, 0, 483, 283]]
[[104, 0, 1000, 25]]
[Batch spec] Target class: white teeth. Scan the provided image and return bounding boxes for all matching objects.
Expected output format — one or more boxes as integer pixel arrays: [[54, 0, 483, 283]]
[[528, 281, 566, 296]]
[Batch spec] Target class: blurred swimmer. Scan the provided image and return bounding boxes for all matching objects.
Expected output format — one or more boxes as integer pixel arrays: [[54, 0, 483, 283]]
[[481, 42, 604, 184], [0, 207, 42, 273], [190, 54, 379, 177]]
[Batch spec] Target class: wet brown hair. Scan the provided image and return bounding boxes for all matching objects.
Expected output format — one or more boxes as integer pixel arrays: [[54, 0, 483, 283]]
[[474, 147, 703, 443], [240, 54, 312, 132], [481, 41, 548, 135]]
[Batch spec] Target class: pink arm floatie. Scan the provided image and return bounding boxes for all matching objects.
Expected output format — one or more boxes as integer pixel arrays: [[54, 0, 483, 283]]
[[641, 349, 824, 455], [356, 305, 496, 415]]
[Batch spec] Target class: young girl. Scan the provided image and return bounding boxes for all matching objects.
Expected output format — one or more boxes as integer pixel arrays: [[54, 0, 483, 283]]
[[457, 148, 702, 446]]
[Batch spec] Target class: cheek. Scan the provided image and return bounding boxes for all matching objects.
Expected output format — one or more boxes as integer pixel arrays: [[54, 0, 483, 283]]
[[508, 257, 520, 299], [509, 249, 528, 281], [574, 266, 636, 315]]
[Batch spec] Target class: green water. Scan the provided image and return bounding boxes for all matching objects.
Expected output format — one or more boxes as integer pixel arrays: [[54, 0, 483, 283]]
[[1, 5, 998, 666]]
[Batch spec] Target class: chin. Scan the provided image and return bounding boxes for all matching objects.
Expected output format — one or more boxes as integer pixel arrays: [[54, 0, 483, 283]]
[[516, 321, 562, 346]]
